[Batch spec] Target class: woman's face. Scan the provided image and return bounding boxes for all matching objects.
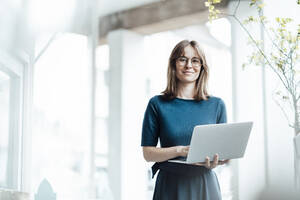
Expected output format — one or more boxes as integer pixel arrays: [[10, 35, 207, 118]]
[[175, 45, 202, 84]]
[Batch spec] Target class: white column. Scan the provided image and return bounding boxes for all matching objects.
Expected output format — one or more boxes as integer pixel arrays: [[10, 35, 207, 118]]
[[20, 0, 35, 192], [229, 1, 266, 200], [86, 0, 98, 198], [21, 52, 34, 193], [107, 29, 148, 200]]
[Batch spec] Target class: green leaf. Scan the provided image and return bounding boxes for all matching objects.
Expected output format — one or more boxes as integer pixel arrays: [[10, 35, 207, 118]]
[[258, 3, 265, 9], [282, 96, 289, 100], [259, 16, 267, 22], [205, 2, 211, 7], [242, 63, 247, 69], [250, 0, 257, 6]]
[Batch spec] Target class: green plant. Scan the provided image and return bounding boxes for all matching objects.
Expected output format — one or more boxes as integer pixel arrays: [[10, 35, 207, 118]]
[[205, 0, 300, 187], [205, 0, 300, 134]]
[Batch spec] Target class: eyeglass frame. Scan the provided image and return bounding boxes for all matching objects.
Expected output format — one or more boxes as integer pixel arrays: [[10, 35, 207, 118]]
[[176, 56, 202, 67]]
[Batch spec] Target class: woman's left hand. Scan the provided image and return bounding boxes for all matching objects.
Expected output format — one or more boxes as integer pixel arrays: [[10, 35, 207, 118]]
[[193, 154, 230, 169]]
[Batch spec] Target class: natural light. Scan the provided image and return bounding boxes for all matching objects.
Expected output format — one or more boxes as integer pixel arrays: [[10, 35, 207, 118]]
[[32, 33, 90, 200]]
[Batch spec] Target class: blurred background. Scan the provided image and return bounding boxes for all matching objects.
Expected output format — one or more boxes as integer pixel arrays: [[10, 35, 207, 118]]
[[0, 0, 299, 199]]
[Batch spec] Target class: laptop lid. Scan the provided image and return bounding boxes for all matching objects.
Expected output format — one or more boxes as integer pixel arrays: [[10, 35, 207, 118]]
[[184, 121, 253, 164]]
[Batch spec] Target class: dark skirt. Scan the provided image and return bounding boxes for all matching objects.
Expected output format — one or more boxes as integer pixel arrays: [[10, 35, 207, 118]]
[[152, 162, 222, 200]]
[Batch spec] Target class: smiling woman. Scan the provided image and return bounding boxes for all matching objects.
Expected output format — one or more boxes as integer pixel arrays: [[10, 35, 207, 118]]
[[175, 46, 203, 86], [142, 40, 228, 200], [162, 40, 209, 101]]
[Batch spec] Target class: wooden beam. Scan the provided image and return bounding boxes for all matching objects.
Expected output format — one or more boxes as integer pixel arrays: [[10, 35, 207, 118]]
[[99, 0, 229, 41]]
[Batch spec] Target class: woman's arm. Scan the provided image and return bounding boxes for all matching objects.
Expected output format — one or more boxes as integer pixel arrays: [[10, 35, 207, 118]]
[[142, 146, 189, 162]]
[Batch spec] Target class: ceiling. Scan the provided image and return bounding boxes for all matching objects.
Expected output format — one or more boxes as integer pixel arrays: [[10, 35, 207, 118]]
[[97, 0, 161, 17]]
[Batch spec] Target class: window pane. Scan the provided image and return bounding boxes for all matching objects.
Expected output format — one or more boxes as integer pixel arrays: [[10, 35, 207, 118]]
[[32, 33, 90, 200], [0, 71, 10, 187]]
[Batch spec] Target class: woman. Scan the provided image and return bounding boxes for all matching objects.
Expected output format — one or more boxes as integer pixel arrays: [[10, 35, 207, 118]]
[[141, 40, 228, 200]]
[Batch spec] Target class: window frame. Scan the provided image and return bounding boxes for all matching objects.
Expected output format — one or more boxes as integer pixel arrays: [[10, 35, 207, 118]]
[[0, 49, 28, 190]]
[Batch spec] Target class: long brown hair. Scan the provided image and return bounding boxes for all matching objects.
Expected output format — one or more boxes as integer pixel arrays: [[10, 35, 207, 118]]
[[161, 40, 209, 101]]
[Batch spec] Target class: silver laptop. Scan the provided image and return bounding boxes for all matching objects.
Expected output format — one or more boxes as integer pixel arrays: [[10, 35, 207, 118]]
[[168, 121, 253, 164]]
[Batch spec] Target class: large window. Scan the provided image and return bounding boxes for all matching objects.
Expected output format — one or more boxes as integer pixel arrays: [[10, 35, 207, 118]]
[[31, 33, 91, 199]]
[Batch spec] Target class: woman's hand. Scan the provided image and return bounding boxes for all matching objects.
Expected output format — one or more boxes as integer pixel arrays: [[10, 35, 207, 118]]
[[176, 146, 190, 157], [193, 154, 230, 169]]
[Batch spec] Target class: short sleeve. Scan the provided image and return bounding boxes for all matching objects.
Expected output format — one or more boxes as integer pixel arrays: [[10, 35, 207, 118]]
[[141, 98, 160, 146], [217, 99, 227, 124]]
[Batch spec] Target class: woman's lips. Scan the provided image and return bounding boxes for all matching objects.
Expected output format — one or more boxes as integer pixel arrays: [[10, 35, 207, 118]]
[[183, 71, 194, 74]]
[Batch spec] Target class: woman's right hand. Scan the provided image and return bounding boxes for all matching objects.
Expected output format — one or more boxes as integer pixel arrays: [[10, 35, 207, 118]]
[[176, 146, 189, 157], [143, 146, 190, 162]]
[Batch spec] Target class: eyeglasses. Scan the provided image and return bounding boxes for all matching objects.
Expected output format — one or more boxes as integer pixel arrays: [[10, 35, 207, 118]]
[[176, 56, 202, 67]]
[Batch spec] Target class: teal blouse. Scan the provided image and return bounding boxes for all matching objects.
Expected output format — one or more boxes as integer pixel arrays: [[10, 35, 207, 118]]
[[141, 95, 227, 147]]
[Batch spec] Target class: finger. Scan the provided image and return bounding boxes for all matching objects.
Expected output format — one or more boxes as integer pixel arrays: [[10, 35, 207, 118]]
[[205, 157, 210, 169], [184, 147, 190, 156], [185, 146, 190, 152], [210, 154, 218, 169], [179, 146, 189, 156], [211, 154, 219, 168]]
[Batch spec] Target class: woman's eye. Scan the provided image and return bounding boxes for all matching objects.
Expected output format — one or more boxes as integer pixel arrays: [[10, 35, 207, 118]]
[[179, 58, 187, 62], [192, 59, 200, 65]]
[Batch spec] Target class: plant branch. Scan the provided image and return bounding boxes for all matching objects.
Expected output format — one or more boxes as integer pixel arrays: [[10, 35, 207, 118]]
[[279, 59, 294, 97], [291, 34, 299, 96], [231, 15, 291, 92], [272, 94, 295, 129], [209, 0, 300, 134], [254, 1, 290, 59], [260, 21, 289, 58], [35, 32, 59, 64], [297, 89, 300, 101], [293, 96, 300, 135], [233, 0, 241, 16]]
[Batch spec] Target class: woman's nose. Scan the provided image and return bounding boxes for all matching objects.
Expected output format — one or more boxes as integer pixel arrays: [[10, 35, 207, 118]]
[[185, 61, 193, 68]]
